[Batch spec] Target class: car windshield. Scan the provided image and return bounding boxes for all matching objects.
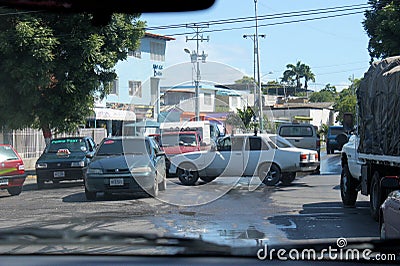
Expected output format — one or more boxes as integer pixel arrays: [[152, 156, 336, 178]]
[[1, 0, 397, 262], [47, 138, 87, 153], [161, 134, 197, 147], [330, 128, 345, 136], [0, 146, 19, 162], [97, 138, 150, 156]]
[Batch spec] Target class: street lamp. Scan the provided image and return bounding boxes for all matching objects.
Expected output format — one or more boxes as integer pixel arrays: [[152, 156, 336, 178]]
[[184, 48, 208, 121]]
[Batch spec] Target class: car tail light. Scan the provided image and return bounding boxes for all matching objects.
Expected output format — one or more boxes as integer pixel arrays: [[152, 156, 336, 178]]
[[315, 153, 318, 160], [316, 139, 321, 149], [300, 154, 307, 161]]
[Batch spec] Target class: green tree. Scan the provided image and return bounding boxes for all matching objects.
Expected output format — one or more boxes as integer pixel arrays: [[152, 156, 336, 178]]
[[364, 0, 400, 60], [309, 84, 337, 102], [334, 90, 357, 124], [303, 65, 315, 91], [0, 11, 145, 142], [235, 75, 255, 84], [281, 61, 315, 95]]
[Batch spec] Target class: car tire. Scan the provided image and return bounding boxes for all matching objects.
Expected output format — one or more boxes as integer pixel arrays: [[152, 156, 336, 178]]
[[258, 163, 281, 186], [200, 176, 216, 183], [7, 186, 22, 196], [149, 176, 159, 197], [340, 163, 358, 207], [177, 163, 199, 186], [370, 171, 382, 221], [85, 187, 97, 200], [159, 172, 167, 191], [37, 176, 45, 190], [280, 173, 296, 186]]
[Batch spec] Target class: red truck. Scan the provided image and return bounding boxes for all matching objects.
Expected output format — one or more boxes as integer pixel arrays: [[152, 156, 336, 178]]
[[149, 131, 205, 175]]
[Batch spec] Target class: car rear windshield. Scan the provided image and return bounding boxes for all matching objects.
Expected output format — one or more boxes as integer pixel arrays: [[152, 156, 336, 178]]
[[97, 139, 151, 156], [0, 146, 19, 162], [279, 126, 314, 137], [47, 138, 87, 153], [329, 127, 344, 135]]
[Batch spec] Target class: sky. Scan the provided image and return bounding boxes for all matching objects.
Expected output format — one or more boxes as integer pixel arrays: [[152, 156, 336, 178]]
[[141, 0, 371, 91]]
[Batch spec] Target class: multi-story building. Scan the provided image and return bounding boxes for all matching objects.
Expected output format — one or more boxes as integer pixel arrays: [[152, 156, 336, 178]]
[[90, 32, 174, 136]]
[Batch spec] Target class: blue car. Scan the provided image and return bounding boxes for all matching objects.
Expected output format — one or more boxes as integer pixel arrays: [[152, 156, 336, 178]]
[[326, 126, 345, 154]]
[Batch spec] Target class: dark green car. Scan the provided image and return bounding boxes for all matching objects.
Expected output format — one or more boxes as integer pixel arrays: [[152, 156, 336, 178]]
[[35, 137, 97, 189]]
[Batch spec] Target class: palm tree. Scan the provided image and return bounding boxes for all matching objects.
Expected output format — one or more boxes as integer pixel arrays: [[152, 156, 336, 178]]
[[281, 61, 315, 96], [303, 65, 315, 91], [281, 61, 304, 95]]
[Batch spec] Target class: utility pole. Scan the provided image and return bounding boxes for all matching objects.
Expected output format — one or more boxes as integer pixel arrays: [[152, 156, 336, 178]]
[[254, 0, 263, 132], [243, 33, 265, 127], [185, 24, 209, 122]]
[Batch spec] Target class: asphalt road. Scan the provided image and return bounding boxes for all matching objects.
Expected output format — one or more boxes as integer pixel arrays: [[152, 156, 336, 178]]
[[0, 151, 379, 252]]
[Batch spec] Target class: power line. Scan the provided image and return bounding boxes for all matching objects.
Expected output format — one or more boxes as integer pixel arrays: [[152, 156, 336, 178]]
[[167, 10, 365, 36], [145, 3, 368, 31]]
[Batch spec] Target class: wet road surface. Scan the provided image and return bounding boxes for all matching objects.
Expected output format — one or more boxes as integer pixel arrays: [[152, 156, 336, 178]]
[[0, 152, 379, 253]]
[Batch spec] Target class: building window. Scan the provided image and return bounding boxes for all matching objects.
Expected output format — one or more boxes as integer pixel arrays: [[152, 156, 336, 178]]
[[129, 80, 142, 97], [110, 79, 119, 95], [128, 49, 141, 58], [150, 42, 165, 62], [204, 93, 212, 105]]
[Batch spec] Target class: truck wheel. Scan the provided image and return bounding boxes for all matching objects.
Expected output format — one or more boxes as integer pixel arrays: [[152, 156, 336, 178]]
[[340, 164, 358, 207], [370, 171, 382, 221], [259, 163, 281, 186], [280, 173, 296, 186], [177, 163, 199, 186]]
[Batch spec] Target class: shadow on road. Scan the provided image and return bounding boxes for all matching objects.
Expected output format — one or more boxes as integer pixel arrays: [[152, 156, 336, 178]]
[[268, 201, 379, 240], [23, 181, 83, 191], [62, 192, 147, 203]]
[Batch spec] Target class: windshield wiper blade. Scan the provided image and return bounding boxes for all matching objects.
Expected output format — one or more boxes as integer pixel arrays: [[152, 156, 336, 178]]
[[0, 228, 232, 255]]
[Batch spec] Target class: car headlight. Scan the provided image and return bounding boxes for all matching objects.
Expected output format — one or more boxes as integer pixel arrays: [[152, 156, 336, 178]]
[[71, 161, 85, 167], [131, 166, 152, 174], [36, 163, 47, 169], [87, 168, 103, 174]]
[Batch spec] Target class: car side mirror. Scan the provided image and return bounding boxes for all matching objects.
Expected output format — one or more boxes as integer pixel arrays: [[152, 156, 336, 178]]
[[156, 151, 166, 157]]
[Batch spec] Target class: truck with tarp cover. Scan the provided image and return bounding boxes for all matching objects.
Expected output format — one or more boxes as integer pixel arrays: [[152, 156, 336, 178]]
[[340, 56, 400, 220]]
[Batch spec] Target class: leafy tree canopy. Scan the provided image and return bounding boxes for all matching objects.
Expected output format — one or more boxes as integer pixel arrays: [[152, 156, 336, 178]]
[[333, 78, 360, 124], [0, 9, 145, 139], [235, 75, 255, 84], [364, 0, 400, 60], [309, 84, 337, 103]]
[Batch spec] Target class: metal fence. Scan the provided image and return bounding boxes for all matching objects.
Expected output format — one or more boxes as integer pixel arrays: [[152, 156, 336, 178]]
[[0, 128, 107, 159]]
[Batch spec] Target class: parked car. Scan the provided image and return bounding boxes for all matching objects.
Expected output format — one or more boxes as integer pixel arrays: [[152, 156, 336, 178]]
[[35, 136, 97, 188], [150, 131, 205, 175], [84, 136, 167, 200], [326, 125, 345, 154], [0, 144, 27, 196], [380, 190, 400, 239], [169, 134, 319, 186]]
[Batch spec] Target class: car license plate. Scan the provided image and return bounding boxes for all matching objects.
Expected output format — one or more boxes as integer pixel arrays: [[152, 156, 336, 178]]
[[54, 171, 65, 178], [110, 178, 124, 186], [0, 179, 8, 186]]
